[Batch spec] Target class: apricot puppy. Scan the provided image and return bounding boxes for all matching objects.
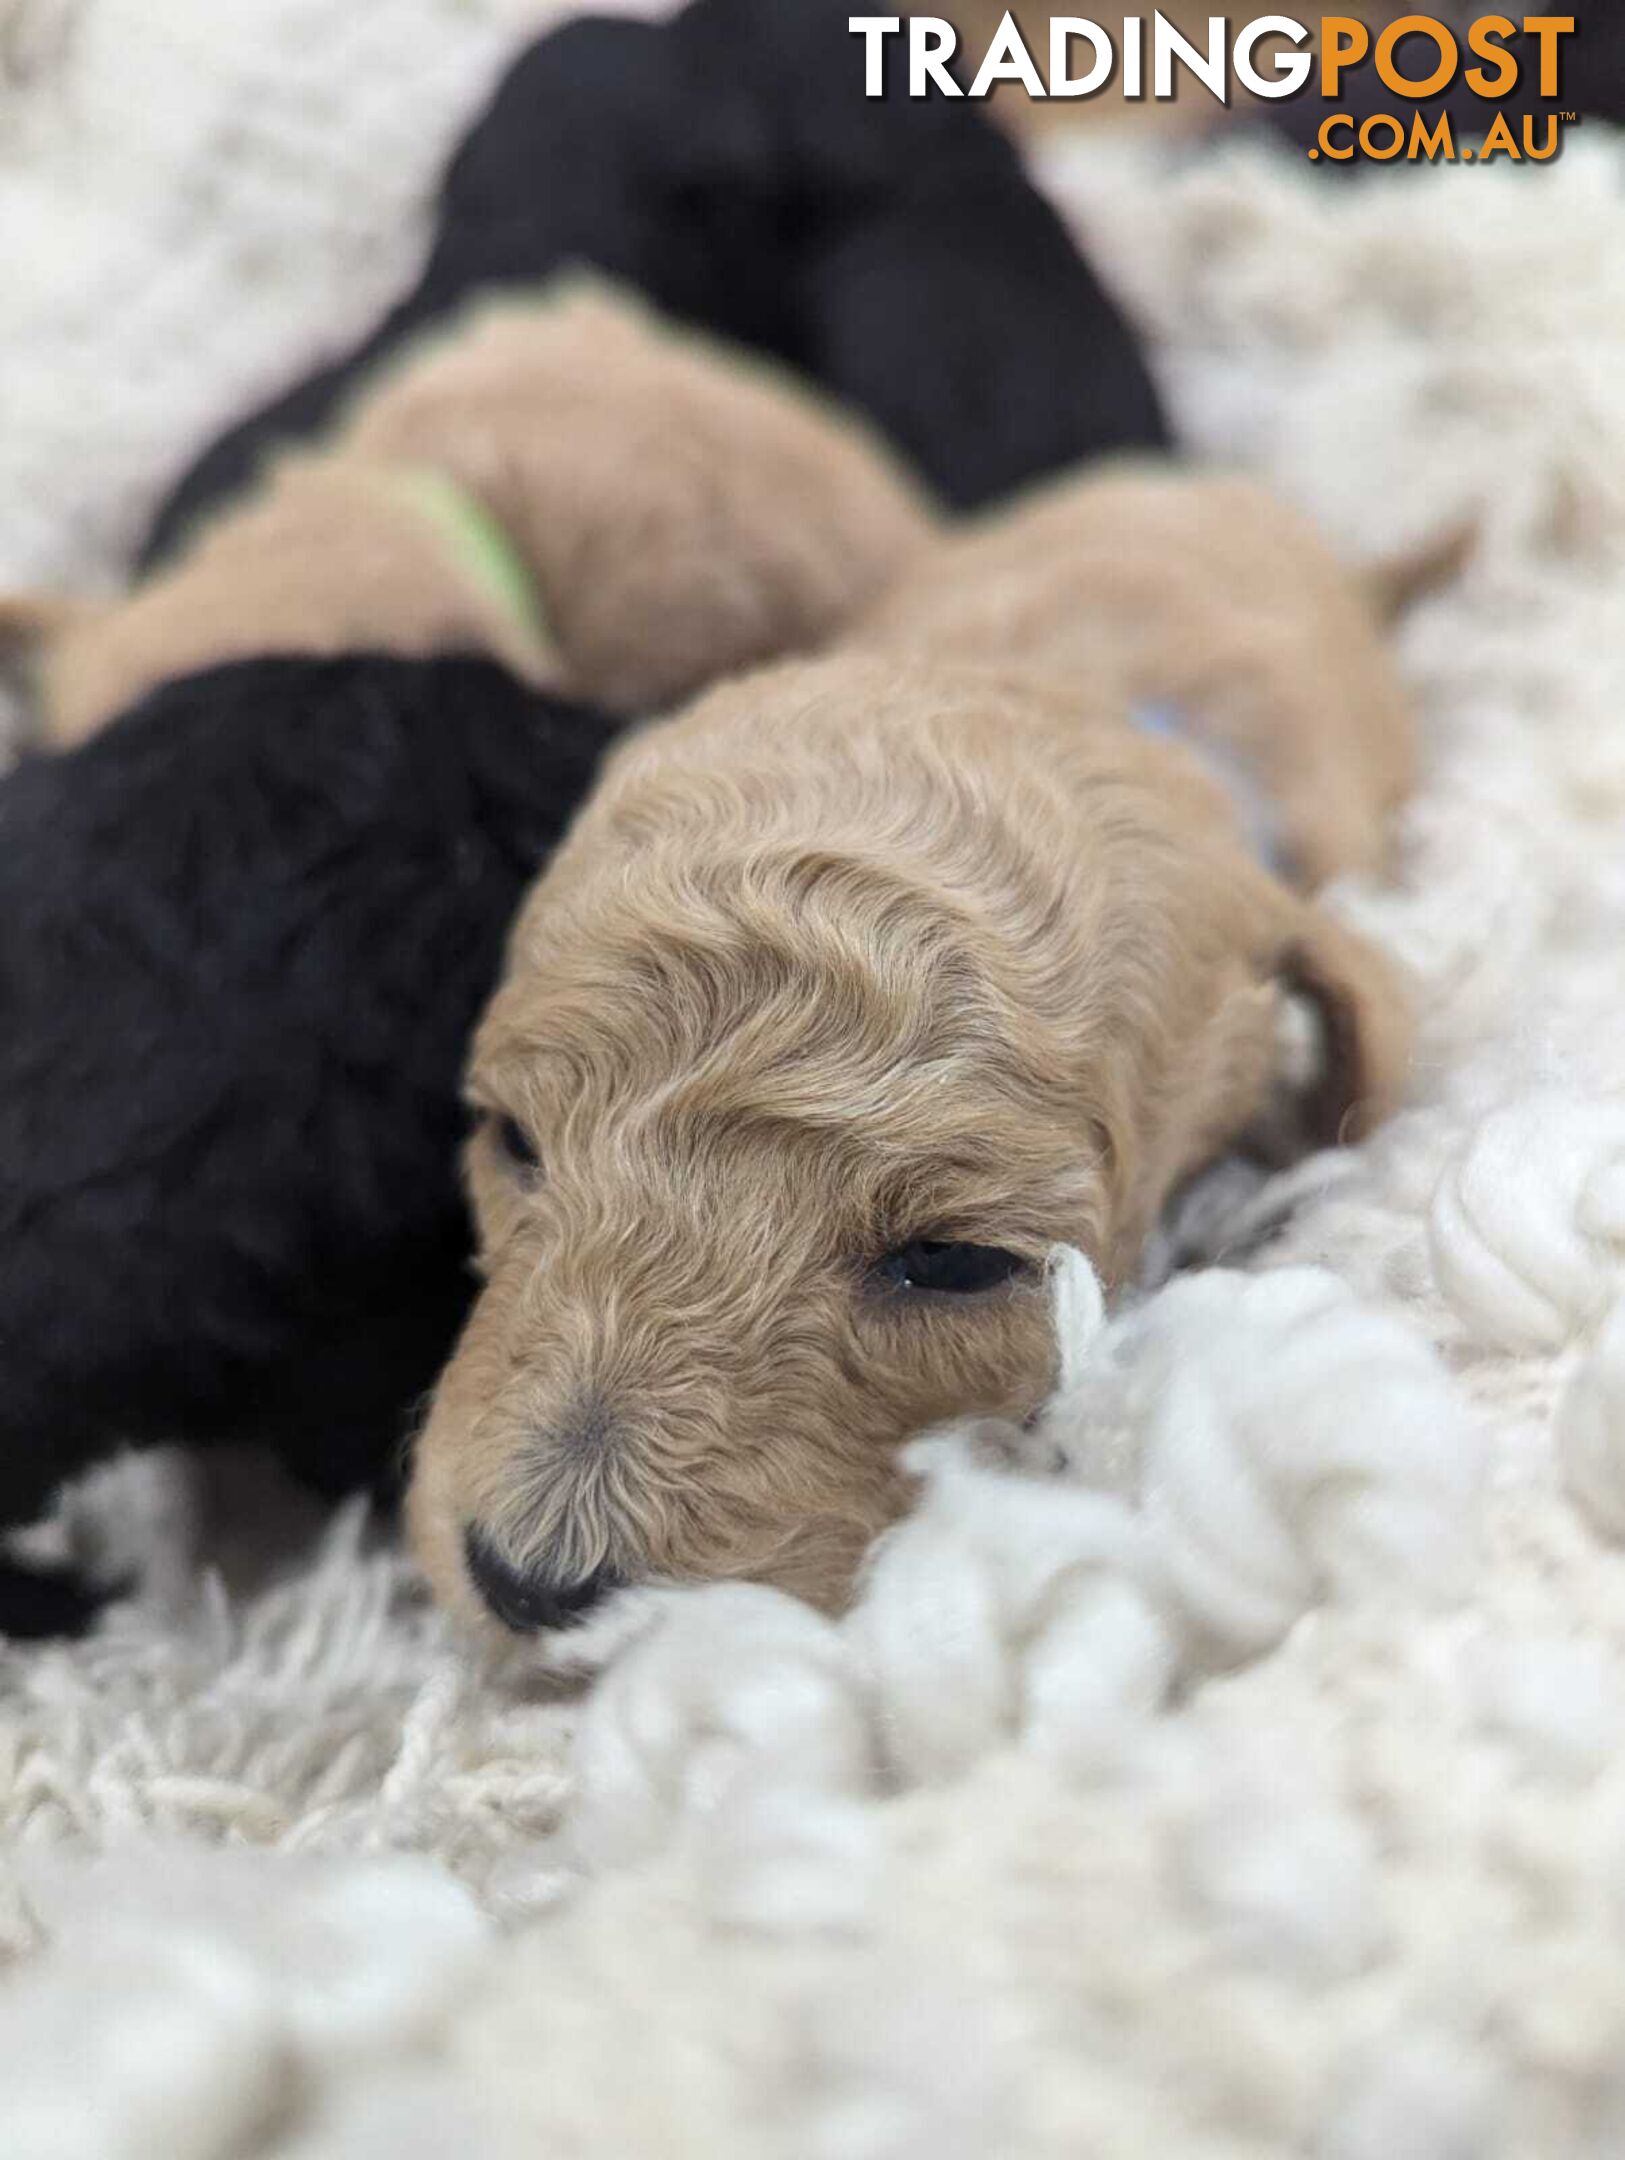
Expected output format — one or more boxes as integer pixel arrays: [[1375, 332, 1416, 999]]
[[410, 467, 1416, 1632], [10, 286, 936, 747]]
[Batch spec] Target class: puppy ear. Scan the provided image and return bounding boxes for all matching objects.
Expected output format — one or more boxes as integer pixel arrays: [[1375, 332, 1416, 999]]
[[0, 590, 92, 659], [1283, 909, 1414, 1144], [1254, 908, 1414, 1161]]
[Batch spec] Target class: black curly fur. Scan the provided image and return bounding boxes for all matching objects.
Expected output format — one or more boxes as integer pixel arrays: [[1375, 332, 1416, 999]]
[[138, 0, 1167, 563], [0, 655, 617, 1604]]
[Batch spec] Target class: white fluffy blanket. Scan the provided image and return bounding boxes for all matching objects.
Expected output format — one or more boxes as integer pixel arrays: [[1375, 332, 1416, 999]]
[[6, 6, 1625, 2154]]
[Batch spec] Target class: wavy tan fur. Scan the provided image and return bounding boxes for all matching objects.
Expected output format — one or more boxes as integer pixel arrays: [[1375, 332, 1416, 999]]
[[411, 475, 1415, 1626]]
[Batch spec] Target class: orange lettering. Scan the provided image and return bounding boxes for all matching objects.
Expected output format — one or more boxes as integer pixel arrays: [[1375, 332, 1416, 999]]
[[1464, 14, 1517, 98], [1374, 14, 1458, 99], [1359, 112, 1407, 158], [1320, 17, 1370, 97], [1522, 16, 1576, 99]]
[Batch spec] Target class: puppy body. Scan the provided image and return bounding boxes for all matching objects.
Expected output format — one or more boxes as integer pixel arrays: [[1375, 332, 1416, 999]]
[[341, 292, 935, 716], [857, 465, 1416, 887], [25, 289, 936, 749], [411, 473, 1416, 1625]]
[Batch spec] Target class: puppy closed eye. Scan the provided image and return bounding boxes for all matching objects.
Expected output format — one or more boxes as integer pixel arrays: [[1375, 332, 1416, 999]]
[[870, 1240, 1033, 1296], [485, 1111, 542, 1177]]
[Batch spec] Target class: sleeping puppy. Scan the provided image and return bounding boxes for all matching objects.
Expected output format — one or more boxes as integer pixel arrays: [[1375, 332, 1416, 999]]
[[138, 0, 1165, 564], [408, 468, 1415, 1632], [14, 286, 935, 750], [0, 654, 617, 1634]]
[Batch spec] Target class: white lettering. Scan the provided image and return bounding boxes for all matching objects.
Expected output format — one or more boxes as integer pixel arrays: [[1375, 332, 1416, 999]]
[[968, 9, 1048, 97], [1123, 13, 1143, 98], [909, 16, 962, 96], [1234, 15, 1314, 99], [848, 17, 903, 98], [853, 14, 1321, 105], [1153, 8, 1227, 101], [1050, 18, 1114, 97]]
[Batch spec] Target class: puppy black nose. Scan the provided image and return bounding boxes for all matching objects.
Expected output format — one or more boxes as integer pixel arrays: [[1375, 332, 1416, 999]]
[[462, 1527, 615, 1633]]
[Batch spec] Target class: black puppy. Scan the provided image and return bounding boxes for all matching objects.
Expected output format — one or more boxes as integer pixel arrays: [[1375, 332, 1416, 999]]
[[0, 654, 615, 1632], [668, 0, 1169, 508], [140, 0, 1166, 561]]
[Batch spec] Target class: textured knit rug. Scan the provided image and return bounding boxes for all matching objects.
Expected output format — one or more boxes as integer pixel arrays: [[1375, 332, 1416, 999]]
[[6, 7, 1625, 2156]]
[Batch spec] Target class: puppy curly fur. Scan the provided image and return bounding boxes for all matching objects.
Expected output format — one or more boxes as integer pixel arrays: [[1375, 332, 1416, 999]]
[[0, 655, 617, 1628], [19, 287, 935, 749], [411, 471, 1415, 1628], [137, 0, 1165, 561]]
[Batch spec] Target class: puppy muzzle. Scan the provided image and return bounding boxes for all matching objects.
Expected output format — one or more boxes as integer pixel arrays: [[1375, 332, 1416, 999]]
[[462, 1525, 618, 1633]]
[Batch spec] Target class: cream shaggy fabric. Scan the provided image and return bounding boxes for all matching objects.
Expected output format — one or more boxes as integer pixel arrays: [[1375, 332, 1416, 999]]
[[6, 8, 1625, 2154]]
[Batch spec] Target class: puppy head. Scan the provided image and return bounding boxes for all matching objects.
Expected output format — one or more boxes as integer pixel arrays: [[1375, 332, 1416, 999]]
[[408, 657, 1410, 1630], [409, 822, 1071, 1624]]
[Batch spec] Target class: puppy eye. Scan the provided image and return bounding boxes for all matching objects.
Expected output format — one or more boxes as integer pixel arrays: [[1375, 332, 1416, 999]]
[[488, 1112, 541, 1176], [871, 1241, 1031, 1296]]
